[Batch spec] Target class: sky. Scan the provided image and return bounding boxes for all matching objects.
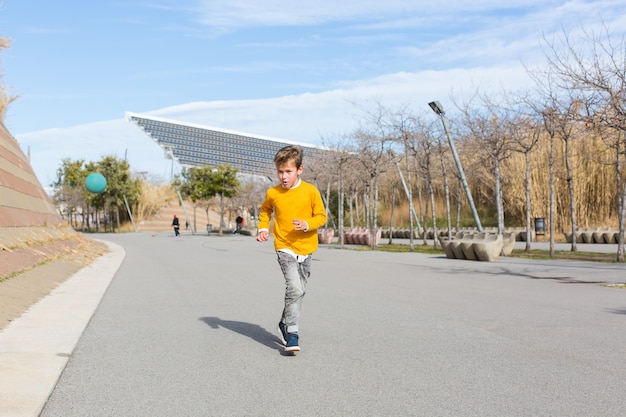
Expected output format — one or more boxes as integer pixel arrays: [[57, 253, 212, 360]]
[[1, 1, 626, 186]]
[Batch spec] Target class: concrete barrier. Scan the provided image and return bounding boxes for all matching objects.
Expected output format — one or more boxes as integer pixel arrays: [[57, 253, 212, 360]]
[[565, 227, 619, 244], [441, 232, 505, 262], [342, 228, 381, 246], [318, 228, 334, 244], [473, 234, 503, 262], [501, 232, 516, 256]]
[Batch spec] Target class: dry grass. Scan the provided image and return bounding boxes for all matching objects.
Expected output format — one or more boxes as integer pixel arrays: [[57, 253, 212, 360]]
[[133, 182, 178, 224], [373, 128, 623, 232], [0, 37, 18, 122]]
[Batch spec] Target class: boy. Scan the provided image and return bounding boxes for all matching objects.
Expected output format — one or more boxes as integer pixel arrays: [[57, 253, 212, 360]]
[[256, 145, 327, 352]]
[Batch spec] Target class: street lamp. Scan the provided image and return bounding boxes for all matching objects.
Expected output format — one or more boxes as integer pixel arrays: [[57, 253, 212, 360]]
[[428, 101, 483, 232]]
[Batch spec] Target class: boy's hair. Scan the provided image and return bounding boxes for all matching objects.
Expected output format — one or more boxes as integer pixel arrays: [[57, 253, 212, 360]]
[[274, 145, 303, 168]]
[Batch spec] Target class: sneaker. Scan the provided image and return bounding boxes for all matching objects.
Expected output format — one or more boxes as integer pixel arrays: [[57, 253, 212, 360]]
[[277, 322, 288, 345], [285, 333, 300, 352]]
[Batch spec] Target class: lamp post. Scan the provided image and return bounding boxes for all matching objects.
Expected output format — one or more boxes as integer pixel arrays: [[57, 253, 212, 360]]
[[428, 101, 483, 232]]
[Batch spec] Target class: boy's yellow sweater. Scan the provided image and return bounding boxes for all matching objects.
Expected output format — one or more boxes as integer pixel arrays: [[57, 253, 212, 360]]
[[258, 180, 327, 255]]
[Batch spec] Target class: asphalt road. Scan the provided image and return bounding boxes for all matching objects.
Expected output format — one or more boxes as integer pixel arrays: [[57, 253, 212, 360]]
[[6, 232, 626, 416]]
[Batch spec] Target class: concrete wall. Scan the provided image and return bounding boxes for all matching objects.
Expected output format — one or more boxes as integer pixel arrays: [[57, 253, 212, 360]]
[[0, 122, 64, 228]]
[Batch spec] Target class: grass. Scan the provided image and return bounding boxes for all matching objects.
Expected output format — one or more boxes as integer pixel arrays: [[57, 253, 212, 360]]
[[508, 249, 620, 263], [372, 243, 444, 255], [329, 243, 443, 255], [0, 258, 55, 284]]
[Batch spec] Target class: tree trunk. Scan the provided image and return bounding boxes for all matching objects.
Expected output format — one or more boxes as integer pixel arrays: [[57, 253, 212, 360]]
[[564, 138, 577, 252], [428, 178, 438, 248], [614, 137, 624, 261], [219, 192, 224, 236], [354, 192, 360, 226], [348, 192, 354, 229], [422, 186, 429, 246], [414, 159, 426, 240], [325, 181, 331, 228], [338, 164, 345, 246], [115, 192, 121, 231], [406, 156, 415, 251], [388, 183, 395, 245], [524, 149, 532, 252], [618, 179, 626, 261], [549, 129, 555, 257], [495, 159, 504, 235], [368, 178, 378, 250], [364, 191, 369, 229]]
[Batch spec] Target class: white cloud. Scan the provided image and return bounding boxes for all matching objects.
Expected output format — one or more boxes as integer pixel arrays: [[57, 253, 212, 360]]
[[18, 119, 175, 187], [197, 0, 556, 29], [17, 64, 535, 186]]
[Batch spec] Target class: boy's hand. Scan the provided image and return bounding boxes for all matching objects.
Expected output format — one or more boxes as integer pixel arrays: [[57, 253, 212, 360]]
[[293, 218, 308, 232], [256, 230, 269, 242]]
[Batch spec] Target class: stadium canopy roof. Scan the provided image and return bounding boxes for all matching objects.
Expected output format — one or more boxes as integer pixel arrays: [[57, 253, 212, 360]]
[[126, 112, 325, 177]]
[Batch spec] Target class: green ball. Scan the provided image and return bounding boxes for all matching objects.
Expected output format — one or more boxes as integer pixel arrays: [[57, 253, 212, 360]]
[[85, 173, 107, 193]]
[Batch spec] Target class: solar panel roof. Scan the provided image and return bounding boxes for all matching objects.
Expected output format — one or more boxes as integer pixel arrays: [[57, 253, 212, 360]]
[[126, 112, 324, 177]]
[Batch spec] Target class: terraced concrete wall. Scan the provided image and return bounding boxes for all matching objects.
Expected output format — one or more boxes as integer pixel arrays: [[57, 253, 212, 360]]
[[0, 122, 64, 228]]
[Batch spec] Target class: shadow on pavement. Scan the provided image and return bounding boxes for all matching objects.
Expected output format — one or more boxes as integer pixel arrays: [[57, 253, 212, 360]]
[[199, 316, 285, 353]]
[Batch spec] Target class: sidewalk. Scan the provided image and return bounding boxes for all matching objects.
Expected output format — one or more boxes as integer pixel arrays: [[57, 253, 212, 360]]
[[0, 241, 125, 417]]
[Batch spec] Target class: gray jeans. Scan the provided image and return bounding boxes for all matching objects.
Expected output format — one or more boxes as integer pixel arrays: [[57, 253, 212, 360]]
[[276, 251, 311, 334]]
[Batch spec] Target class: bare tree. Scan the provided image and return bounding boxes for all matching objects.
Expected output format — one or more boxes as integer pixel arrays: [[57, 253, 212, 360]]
[[350, 102, 397, 248], [509, 95, 542, 252], [543, 105, 558, 258], [540, 25, 626, 260], [459, 93, 516, 236], [352, 128, 394, 248], [552, 96, 583, 252], [319, 134, 355, 246], [391, 108, 425, 251], [434, 124, 454, 240], [414, 129, 441, 247], [233, 176, 268, 228], [586, 115, 624, 240]]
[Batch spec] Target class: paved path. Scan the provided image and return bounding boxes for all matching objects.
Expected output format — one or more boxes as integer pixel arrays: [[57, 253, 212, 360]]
[[2, 232, 626, 416]]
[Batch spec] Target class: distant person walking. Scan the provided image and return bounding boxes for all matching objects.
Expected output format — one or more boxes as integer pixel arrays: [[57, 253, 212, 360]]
[[172, 214, 180, 236], [233, 215, 244, 234], [256, 145, 327, 353]]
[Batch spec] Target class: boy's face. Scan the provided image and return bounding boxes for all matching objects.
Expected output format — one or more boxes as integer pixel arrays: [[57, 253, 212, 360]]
[[276, 160, 303, 189]]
